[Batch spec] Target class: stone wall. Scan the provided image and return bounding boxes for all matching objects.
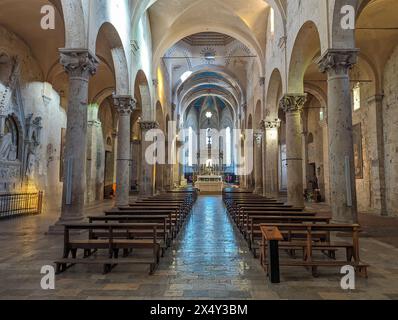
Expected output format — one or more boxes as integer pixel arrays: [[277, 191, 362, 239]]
[[383, 44, 398, 216], [0, 27, 66, 213]]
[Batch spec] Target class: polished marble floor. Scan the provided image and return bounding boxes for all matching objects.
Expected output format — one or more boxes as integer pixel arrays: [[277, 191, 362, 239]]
[[0, 196, 397, 300]]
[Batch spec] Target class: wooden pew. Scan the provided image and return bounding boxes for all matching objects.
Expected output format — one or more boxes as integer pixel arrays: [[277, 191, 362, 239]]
[[55, 223, 161, 275], [89, 215, 171, 253], [259, 223, 369, 278], [247, 216, 331, 256], [104, 210, 178, 239]]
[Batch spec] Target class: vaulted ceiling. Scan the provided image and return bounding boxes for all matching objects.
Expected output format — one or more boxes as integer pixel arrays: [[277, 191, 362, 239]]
[[148, 0, 270, 72]]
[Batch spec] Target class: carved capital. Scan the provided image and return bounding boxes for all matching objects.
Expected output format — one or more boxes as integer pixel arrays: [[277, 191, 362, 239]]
[[261, 119, 281, 131], [140, 121, 159, 131], [113, 95, 136, 115], [254, 132, 263, 145], [317, 49, 359, 75], [59, 49, 99, 78], [280, 94, 306, 114]]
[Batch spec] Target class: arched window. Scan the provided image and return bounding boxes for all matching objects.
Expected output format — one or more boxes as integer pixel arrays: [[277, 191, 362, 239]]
[[188, 126, 193, 166], [353, 83, 361, 111], [225, 127, 231, 166], [270, 8, 275, 35], [308, 132, 314, 144]]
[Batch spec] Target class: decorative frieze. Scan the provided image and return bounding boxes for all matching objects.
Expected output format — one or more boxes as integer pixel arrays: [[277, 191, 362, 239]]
[[279, 94, 307, 114], [59, 49, 99, 79]]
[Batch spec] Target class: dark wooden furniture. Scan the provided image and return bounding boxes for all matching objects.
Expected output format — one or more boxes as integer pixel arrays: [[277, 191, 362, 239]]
[[259, 223, 369, 279], [55, 223, 161, 275], [261, 226, 284, 283]]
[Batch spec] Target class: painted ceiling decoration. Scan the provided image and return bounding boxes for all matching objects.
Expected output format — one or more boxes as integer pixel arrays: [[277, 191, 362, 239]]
[[182, 32, 235, 46]]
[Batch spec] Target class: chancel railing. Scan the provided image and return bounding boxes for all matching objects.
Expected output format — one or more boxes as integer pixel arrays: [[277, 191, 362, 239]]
[[0, 192, 43, 219]]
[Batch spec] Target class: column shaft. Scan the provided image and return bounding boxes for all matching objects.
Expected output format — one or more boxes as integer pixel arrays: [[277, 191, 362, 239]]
[[49, 49, 98, 233], [254, 132, 263, 194], [114, 96, 135, 207], [263, 120, 281, 198], [140, 121, 159, 196], [280, 94, 306, 207], [318, 49, 359, 223]]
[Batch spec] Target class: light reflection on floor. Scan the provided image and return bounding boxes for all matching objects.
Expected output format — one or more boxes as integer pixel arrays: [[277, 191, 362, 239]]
[[0, 196, 397, 299]]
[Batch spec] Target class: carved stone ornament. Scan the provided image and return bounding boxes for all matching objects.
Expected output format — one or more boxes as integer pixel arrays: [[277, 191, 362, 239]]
[[113, 95, 136, 115], [260, 119, 281, 131], [140, 121, 159, 131], [254, 132, 263, 145], [279, 94, 307, 114], [317, 49, 359, 75], [59, 49, 99, 78]]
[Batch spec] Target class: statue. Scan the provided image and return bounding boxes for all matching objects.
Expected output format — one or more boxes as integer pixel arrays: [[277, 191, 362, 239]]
[[0, 132, 12, 160]]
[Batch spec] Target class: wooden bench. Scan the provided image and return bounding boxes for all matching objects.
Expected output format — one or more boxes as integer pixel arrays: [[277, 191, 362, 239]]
[[247, 216, 331, 255], [55, 223, 161, 275], [104, 211, 177, 239], [88, 215, 171, 253], [259, 223, 369, 279]]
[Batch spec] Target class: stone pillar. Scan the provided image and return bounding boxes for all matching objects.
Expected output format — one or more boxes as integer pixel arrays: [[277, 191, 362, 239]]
[[280, 94, 306, 207], [86, 104, 102, 203], [320, 118, 330, 204], [367, 95, 387, 216], [130, 140, 141, 192], [49, 49, 98, 233], [114, 96, 135, 207], [301, 109, 310, 190], [253, 132, 263, 194], [318, 49, 359, 223], [156, 162, 164, 193], [163, 139, 171, 191], [140, 121, 159, 196], [262, 119, 281, 198]]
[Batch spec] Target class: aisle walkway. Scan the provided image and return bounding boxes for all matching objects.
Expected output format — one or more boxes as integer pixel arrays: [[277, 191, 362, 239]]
[[157, 196, 272, 299], [0, 196, 397, 299]]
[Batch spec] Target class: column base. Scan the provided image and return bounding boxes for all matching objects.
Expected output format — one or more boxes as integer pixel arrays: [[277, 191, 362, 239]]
[[47, 216, 85, 235]]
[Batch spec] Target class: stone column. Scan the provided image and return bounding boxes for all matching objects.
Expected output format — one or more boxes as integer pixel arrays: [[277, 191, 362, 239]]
[[301, 109, 310, 190], [262, 119, 281, 198], [253, 131, 263, 194], [86, 104, 102, 203], [114, 95, 135, 207], [280, 94, 306, 207], [319, 118, 330, 203], [49, 49, 98, 233], [156, 162, 164, 193], [318, 49, 359, 223], [130, 140, 141, 192], [140, 121, 159, 196], [367, 95, 387, 216], [163, 139, 171, 191]]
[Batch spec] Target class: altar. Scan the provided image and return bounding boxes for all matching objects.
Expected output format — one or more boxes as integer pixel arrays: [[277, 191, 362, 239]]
[[195, 175, 224, 194]]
